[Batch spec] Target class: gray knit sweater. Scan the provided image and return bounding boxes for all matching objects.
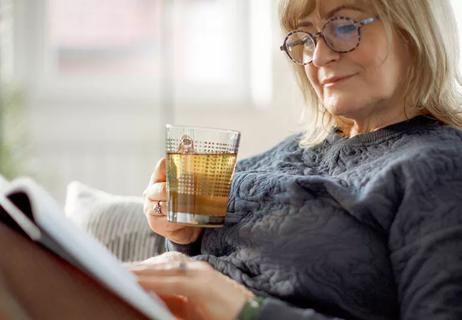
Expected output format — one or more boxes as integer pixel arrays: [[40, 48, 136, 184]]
[[167, 116, 462, 320]]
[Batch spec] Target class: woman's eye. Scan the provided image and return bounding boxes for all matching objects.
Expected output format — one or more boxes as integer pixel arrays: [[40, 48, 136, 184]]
[[336, 24, 356, 35]]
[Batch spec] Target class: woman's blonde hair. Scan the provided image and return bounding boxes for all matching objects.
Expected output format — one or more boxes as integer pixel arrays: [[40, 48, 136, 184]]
[[279, 0, 462, 146]]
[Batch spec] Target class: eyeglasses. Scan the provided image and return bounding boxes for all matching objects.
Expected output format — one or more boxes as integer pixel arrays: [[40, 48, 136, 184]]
[[280, 16, 380, 65]]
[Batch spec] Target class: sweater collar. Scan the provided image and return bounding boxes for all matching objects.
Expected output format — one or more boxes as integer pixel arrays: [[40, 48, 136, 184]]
[[329, 115, 440, 146]]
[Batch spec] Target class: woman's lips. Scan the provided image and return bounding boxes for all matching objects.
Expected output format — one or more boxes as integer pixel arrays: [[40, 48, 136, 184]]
[[322, 74, 356, 88]]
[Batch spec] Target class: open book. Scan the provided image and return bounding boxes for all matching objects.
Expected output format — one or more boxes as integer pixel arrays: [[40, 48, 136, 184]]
[[0, 176, 174, 320]]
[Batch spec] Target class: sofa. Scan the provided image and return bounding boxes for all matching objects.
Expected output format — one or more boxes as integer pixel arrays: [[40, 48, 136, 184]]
[[64, 181, 166, 262]]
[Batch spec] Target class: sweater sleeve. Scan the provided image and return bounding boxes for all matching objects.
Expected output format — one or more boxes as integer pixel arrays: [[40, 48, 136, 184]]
[[164, 233, 203, 256], [388, 153, 462, 319], [241, 148, 462, 320], [254, 298, 344, 320]]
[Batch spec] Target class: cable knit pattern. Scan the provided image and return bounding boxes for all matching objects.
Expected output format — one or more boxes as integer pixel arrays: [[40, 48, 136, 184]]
[[168, 116, 462, 320]]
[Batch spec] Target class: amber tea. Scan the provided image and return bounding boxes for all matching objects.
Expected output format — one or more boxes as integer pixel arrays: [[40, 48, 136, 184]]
[[166, 152, 237, 227], [165, 125, 240, 227]]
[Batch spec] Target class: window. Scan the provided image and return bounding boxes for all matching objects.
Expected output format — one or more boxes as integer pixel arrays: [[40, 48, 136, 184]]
[[170, 0, 249, 106], [40, 0, 272, 107], [50, 0, 162, 78], [12, 0, 274, 200]]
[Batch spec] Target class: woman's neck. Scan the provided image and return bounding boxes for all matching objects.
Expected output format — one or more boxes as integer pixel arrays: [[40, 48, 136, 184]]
[[345, 106, 424, 138]]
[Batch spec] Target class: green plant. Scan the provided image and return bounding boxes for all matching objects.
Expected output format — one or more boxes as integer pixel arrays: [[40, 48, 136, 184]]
[[0, 84, 25, 179]]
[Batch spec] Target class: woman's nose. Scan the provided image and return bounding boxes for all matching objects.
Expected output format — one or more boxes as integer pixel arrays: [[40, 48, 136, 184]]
[[311, 36, 340, 67]]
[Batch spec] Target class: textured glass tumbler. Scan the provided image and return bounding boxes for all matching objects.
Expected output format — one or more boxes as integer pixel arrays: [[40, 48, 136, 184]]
[[165, 125, 241, 227]]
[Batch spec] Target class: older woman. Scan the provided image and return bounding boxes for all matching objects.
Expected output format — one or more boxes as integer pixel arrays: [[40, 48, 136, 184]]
[[136, 0, 462, 319]]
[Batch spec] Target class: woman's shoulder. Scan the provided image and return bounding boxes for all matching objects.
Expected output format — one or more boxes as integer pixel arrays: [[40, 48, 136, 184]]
[[382, 125, 462, 209], [420, 121, 462, 141], [386, 125, 462, 248], [357, 123, 462, 196], [401, 123, 462, 157], [385, 124, 462, 177]]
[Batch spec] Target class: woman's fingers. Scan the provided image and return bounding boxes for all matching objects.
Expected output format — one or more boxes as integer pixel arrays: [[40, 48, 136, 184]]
[[148, 216, 186, 232], [131, 264, 187, 277], [143, 199, 168, 217], [148, 220, 186, 234], [134, 263, 205, 297], [126, 252, 189, 270], [140, 251, 190, 264], [131, 260, 252, 320], [151, 158, 166, 184], [137, 276, 190, 296], [144, 202, 201, 240], [144, 194, 204, 242], [131, 259, 206, 275], [143, 182, 167, 201], [160, 295, 207, 320], [142, 157, 204, 244], [132, 261, 194, 295], [142, 157, 167, 200]]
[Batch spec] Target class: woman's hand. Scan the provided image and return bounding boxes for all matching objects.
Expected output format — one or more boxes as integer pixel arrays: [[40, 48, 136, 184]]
[[129, 252, 254, 320], [127, 251, 190, 267], [143, 158, 203, 245]]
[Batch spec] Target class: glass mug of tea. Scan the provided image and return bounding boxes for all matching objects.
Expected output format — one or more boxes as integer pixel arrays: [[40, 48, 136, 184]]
[[165, 125, 241, 227]]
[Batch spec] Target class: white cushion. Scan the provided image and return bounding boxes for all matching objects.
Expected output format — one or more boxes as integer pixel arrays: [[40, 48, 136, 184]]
[[64, 181, 164, 262]]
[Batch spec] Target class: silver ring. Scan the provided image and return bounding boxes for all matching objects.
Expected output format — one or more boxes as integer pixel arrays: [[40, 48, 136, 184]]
[[151, 200, 163, 216]]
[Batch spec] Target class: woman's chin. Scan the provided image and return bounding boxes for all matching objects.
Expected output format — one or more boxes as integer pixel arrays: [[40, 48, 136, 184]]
[[325, 103, 359, 118]]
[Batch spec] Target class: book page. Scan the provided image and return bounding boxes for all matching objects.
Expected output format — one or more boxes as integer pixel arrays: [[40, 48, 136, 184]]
[[4, 178, 174, 320]]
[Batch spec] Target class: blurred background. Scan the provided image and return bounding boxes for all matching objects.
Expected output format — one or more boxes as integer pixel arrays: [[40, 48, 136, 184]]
[[1, 0, 462, 204], [0, 0, 306, 203]]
